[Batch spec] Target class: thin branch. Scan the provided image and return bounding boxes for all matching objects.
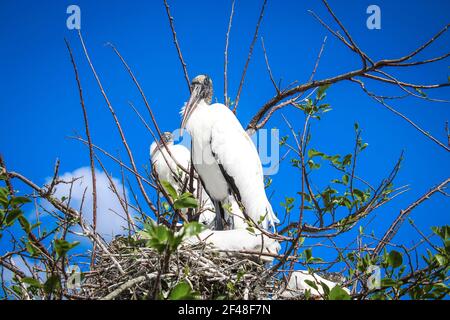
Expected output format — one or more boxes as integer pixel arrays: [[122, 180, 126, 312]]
[[372, 177, 450, 256], [77, 31, 158, 216], [224, 0, 236, 107], [64, 39, 98, 268], [163, 0, 190, 92], [261, 37, 280, 94], [233, 0, 268, 113], [308, 36, 327, 82], [351, 78, 450, 152]]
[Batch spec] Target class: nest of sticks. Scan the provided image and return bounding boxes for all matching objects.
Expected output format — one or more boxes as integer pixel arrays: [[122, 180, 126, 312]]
[[79, 237, 284, 300]]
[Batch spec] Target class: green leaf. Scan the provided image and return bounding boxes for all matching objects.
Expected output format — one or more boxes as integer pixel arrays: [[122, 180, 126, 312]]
[[173, 193, 198, 210], [317, 84, 331, 100], [381, 278, 397, 287], [304, 248, 312, 262], [320, 281, 330, 296], [182, 222, 204, 238], [435, 254, 447, 266], [25, 242, 40, 257], [342, 175, 349, 185], [328, 285, 350, 300], [10, 196, 31, 206], [304, 279, 318, 291], [21, 277, 42, 288], [44, 275, 61, 294], [307, 159, 321, 170], [0, 187, 8, 206], [54, 239, 80, 258], [353, 188, 365, 201], [414, 88, 427, 97], [308, 149, 324, 159], [5, 208, 22, 226], [161, 180, 178, 200], [168, 281, 197, 300], [388, 250, 403, 268], [360, 143, 369, 151], [18, 216, 31, 233]]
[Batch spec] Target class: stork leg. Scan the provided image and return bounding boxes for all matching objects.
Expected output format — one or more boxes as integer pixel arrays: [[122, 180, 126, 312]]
[[213, 200, 224, 230]]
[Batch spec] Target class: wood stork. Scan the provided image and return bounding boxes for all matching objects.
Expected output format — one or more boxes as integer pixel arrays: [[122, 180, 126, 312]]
[[280, 271, 350, 299], [180, 75, 279, 231], [150, 132, 216, 228], [183, 229, 280, 262]]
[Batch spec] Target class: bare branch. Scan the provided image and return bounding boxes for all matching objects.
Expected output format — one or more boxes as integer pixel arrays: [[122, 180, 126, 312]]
[[77, 31, 158, 215], [233, 0, 268, 113], [224, 0, 236, 107], [372, 177, 450, 256], [163, 0, 190, 92]]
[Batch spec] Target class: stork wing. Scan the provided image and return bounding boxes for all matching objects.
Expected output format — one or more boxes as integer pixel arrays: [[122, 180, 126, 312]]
[[209, 104, 274, 228], [151, 143, 191, 192]]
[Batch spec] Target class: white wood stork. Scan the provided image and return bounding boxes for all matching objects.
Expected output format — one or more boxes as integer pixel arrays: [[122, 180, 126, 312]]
[[150, 132, 216, 228], [180, 75, 279, 231], [280, 271, 350, 299], [184, 229, 281, 262]]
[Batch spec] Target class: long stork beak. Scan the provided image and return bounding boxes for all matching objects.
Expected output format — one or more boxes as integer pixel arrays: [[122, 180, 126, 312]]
[[180, 84, 202, 134]]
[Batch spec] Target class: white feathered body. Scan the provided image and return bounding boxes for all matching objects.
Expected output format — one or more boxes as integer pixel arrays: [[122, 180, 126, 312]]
[[150, 141, 216, 228], [183, 229, 280, 262], [184, 100, 279, 230], [281, 271, 350, 299]]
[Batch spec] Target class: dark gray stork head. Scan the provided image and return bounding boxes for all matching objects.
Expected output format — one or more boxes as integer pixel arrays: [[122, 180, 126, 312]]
[[150, 131, 174, 158], [181, 74, 213, 131], [161, 131, 174, 144]]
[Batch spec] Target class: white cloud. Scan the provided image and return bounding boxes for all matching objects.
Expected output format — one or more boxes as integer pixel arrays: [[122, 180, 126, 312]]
[[45, 167, 131, 238]]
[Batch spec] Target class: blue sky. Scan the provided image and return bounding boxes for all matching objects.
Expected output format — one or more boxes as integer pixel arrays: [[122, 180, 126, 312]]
[[1, 0, 449, 284]]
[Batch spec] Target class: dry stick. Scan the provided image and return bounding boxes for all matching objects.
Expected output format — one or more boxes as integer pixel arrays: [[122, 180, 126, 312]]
[[128, 101, 189, 177], [233, 0, 267, 113], [163, 0, 190, 92], [261, 37, 280, 94], [7, 170, 125, 274], [372, 178, 450, 256], [77, 31, 158, 216], [71, 136, 157, 189], [247, 62, 449, 135], [373, 70, 449, 103], [106, 45, 164, 143], [308, 36, 327, 83], [101, 272, 163, 300], [308, 10, 353, 52], [247, 22, 450, 133], [351, 78, 450, 152], [263, 116, 309, 278], [0, 155, 54, 264], [391, 52, 450, 67], [278, 155, 403, 237], [247, 66, 378, 131], [107, 44, 190, 179], [0, 258, 28, 279], [284, 114, 309, 276], [284, 37, 330, 267], [95, 155, 136, 233], [224, 0, 236, 107], [64, 39, 98, 269], [44, 159, 60, 196], [362, 72, 450, 90], [107, 43, 199, 225], [118, 154, 132, 237], [321, 0, 370, 66], [446, 121, 450, 147], [393, 23, 450, 64]]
